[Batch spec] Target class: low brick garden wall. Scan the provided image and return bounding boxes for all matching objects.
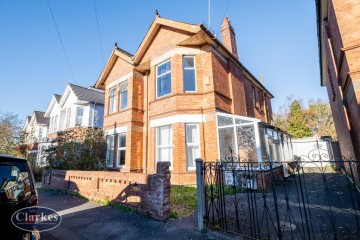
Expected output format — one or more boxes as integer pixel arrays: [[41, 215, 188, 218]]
[[43, 162, 171, 221]]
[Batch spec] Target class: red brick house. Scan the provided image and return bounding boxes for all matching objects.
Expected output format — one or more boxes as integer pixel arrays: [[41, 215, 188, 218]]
[[316, 0, 360, 160], [94, 16, 274, 184]]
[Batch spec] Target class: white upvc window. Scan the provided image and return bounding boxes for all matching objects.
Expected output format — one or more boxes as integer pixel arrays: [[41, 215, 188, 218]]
[[106, 135, 115, 167], [76, 107, 84, 126], [156, 125, 173, 166], [66, 108, 71, 128], [156, 60, 171, 98], [183, 56, 196, 92], [117, 133, 126, 167], [53, 115, 58, 133], [119, 81, 128, 110], [186, 124, 201, 170], [109, 87, 117, 113], [38, 128, 43, 142]]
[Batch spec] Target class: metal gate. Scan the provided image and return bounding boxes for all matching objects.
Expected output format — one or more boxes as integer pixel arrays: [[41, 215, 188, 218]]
[[197, 144, 360, 239]]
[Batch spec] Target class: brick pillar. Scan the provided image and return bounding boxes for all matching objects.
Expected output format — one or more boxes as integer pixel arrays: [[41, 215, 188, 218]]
[[141, 161, 171, 221]]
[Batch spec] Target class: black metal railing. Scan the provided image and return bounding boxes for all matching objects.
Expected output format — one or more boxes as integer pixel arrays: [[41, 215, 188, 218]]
[[201, 144, 360, 239]]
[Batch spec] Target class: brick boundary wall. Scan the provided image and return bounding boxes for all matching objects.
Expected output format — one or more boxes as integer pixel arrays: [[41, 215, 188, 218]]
[[42, 162, 171, 221]]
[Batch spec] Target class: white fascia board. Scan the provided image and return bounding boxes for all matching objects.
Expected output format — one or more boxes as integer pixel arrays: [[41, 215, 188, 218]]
[[105, 126, 128, 135], [59, 85, 72, 108], [149, 114, 204, 128]]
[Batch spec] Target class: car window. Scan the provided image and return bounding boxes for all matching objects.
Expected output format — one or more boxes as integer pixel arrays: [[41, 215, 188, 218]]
[[0, 164, 31, 202]]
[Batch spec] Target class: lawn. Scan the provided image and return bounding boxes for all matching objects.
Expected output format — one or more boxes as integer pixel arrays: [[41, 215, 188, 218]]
[[170, 185, 197, 219]]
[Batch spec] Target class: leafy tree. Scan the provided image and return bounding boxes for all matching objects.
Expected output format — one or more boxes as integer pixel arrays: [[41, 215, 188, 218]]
[[45, 127, 106, 170], [287, 100, 312, 138], [0, 111, 22, 155], [272, 97, 336, 139]]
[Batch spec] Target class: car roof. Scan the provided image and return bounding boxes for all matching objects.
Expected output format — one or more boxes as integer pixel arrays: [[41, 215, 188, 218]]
[[0, 155, 27, 162]]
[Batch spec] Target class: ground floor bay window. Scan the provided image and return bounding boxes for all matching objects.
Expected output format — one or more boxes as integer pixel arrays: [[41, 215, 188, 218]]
[[156, 125, 173, 167], [216, 112, 293, 163], [106, 133, 126, 168]]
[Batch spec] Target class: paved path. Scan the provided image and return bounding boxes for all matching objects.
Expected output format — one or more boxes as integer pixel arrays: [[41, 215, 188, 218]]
[[38, 190, 236, 240]]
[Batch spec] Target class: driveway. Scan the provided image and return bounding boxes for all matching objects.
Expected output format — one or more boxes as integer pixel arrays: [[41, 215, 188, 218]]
[[38, 189, 235, 240]]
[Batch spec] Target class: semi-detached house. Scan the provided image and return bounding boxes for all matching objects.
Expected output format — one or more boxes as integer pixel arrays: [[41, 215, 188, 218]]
[[94, 16, 274, 184]]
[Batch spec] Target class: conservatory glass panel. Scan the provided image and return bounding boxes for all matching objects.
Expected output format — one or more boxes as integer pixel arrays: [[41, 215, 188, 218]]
[[218, 127, 235, 158], [236, 125, 258, 162]]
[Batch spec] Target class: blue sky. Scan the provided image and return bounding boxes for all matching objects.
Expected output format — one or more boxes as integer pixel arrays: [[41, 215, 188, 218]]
[[0, 0, 327, 122]]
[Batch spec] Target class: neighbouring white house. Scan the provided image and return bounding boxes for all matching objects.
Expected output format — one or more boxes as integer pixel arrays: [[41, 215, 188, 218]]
[[22, 111, 50, 165], [44, 83, 105, 140]]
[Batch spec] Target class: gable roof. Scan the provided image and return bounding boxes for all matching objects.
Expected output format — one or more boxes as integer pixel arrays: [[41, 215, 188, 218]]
[[33, 111, 49, 125], [22, 116, 32, 131], [68, 83, 105, 104], [94, 16, 273, 98], [54, 94, 62, 103]]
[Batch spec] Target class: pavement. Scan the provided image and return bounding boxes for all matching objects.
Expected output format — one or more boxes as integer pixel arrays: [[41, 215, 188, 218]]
[[38, 189, 238, 240]]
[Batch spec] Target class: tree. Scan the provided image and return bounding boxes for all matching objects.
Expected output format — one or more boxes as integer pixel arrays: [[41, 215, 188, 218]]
[[287, 100, 312, 138], [305, 99, 337, 140], [272, 97, 336, 139], [45, 127, 106, 170], [0, 111, 22, 155]]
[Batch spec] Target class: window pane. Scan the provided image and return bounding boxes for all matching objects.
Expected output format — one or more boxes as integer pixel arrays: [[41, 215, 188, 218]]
[[217, 115, 233, 126], [184, 70, 196, 91], [186, 125, 198, 143], [218, 127, 235, 157], [159, 148, 171, 162], [157, 73, 171, 97], [236, 125, 258, 162], [183, 57, 194, 68], [118, 150, 125, 165], [120, 90, 128, 109], [157, 61, 171, 75], [186, 146, 199, 168], [158, 126, 170, 146], [118, 134, 126, 148]]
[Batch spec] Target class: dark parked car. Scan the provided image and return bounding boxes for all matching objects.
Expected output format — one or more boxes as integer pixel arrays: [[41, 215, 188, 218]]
[[0, 155, 40, 240]]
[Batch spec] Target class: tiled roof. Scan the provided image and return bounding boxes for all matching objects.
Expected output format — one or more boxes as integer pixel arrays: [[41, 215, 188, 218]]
[[69, 83, 104, 104], [34, 111, 50, 125], [54, 94, 62, 103], [26, 116, 31, 123]]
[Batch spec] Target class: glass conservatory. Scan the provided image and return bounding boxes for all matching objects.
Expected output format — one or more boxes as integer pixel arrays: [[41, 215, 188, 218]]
[[216, 112, 293, 163]]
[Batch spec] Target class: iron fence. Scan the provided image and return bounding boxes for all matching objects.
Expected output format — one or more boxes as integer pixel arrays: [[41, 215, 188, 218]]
[[199, 143, 360, 239]]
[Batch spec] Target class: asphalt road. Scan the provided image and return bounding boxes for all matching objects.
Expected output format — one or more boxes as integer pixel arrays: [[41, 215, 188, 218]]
[[37, 190, 234, 240]]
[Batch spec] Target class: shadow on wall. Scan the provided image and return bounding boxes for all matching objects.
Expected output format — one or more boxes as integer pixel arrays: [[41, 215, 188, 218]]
[[42, 162, 171, 221]]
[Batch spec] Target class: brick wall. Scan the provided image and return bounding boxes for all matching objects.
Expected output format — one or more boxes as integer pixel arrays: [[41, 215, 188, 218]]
[[43, 162, 171, 221]]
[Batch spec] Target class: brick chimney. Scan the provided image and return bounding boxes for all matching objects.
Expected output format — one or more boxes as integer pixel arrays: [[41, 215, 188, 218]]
[[221, 17, 238, 59]]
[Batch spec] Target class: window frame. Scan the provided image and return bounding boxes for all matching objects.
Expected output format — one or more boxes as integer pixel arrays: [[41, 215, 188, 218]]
[[156, 125, 173, 168], [109, 87, 117, 114], [66, 108, 71, 128], [156, 59, 172, 98], [116, 133, 126, 168], [252, 87, 256, 107], [185, 124, 201, 170], [106, 135, 115, 168], [75, 107, 84, 126], [119, 81, 128, 110], [183, 56, 197, 92]]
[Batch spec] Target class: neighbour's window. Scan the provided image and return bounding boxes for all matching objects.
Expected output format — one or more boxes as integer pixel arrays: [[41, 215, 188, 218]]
[[109, 88, 117, 113], [156, 125, 172, 165], [183, 56, 196, 92], [119, 81, 128, 110], [156, 60, 171, 98], [186, 124, 200, 169], [38, 128, 43, 142], [53, 115, 58, 132], [117, 133, 126, 167], [252, 87, 256, 107], [66, 108, 71, 128], [106, 135, 115, 167], [76, 107, 84, 126]]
